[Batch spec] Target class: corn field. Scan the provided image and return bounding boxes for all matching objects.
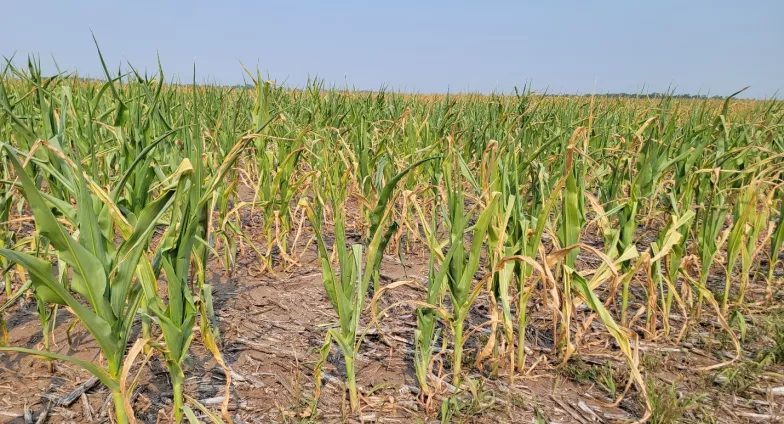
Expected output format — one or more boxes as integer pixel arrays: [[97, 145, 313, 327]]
[[0, 54, 783, 423]]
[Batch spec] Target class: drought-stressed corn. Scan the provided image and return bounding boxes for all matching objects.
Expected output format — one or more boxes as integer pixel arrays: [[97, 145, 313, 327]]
[[0, 50, 782, 422]]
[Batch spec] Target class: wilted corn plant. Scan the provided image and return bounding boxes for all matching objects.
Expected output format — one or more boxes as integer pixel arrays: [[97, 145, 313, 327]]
[[307, 148, 432, 411], [410, 165, 467, 394], [0, 144, 188, 423], [245, 71, 304, 269], [158, 108, 278, 422], [723, 185, 755, 313], [767, 191, 784, 295], [495, 132, 565, 373], [735, 187, 770, 316], [0, 47, 266, 421], [0, 150, 17, 344], [694, 174, 728, 318], [440, 150, 499, 386]]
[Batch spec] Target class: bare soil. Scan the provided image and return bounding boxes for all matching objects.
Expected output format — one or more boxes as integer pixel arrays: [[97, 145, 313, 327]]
[[1, 200, 784, 423]]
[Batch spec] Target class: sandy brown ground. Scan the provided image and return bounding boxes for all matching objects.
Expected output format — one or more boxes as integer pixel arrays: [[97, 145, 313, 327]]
[[1, 199, 784, 423]]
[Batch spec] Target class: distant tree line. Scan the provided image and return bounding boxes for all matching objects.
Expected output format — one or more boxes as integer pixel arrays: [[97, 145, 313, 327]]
[[75, 79, 732, 100], [570, 92, 725, 99]]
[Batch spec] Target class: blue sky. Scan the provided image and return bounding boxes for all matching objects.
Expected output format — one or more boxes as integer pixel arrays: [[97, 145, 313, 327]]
[[1, 1, 782, 98]]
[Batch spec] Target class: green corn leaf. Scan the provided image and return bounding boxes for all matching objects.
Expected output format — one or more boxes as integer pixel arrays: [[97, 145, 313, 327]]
[[771, 194, 784, 268], [110, 187, 177, 318], [560, 172, 581, 267], [368, 157, 437, 239], [110, 129, 178, 203], [452, 192, 499, 307], [0, 248, 118, 360], [4, 145, 114, 323]]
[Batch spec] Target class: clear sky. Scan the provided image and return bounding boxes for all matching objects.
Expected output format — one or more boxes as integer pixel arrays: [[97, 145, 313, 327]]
[[1, 1, 782, 98]]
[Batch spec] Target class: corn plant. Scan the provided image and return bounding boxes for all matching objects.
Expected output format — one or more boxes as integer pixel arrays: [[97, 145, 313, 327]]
[[694, 178, 727, 317], [556, 145, 583, 357], [138, 160, 196, 424], [723, 186, 755, 312], [440, 152, 500, 386], [308, 155, 432, 411], [502, 142, 565, 372], [412, 182, 465, 394], [768, 192, 784, 294], [738, 189, 769, 306], [0, 145, 185, 424]]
